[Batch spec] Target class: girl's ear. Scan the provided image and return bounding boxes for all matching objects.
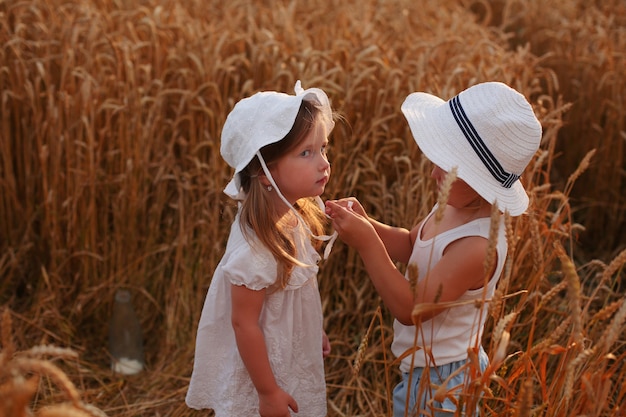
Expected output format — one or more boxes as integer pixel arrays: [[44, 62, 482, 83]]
[[258, 173, 271, 188]]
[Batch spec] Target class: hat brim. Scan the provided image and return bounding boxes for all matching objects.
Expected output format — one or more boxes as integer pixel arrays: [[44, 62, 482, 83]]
[[224, 177, 244, 200], [401, 92, 529, 216]]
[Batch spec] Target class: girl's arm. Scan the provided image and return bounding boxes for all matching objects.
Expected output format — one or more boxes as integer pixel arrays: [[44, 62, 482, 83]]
[[410, 235, 490, 321], [369, 217, 413, 263], [326, 201, 415, 323], [231, 284, 298, 417], [327, 201, 490, 325]]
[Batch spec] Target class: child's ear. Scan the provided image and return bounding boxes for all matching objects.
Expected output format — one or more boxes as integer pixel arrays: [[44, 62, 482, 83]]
[[258, 173, 271, 188]]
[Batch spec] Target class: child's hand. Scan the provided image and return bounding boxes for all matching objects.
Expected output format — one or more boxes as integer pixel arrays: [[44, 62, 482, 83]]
[[325, 200, 377, 252], [325, 197, 366, 218], [322, 331, 331, 358], [258, 388, 299, 417]]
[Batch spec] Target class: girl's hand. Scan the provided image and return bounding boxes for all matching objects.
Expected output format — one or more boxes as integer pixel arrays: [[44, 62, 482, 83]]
[[325, 197, 366, 218], [325, 200, 377, 252], [322, 331, 331, 358], [258, 388, 299, 417]]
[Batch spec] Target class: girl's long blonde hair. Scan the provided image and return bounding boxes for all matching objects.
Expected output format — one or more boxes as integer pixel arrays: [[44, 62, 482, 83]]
[[238, 97, 330, 288]]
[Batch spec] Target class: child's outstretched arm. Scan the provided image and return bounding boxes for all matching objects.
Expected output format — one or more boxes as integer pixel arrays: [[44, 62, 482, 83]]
[[326, 198, 413, 263], [231, 284, 299, 417], [326, 201, 492, 324], [326, 200, 415, 324]]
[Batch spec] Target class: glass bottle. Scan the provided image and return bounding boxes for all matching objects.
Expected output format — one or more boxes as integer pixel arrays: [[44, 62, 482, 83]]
[[108, 289, 145, 375]]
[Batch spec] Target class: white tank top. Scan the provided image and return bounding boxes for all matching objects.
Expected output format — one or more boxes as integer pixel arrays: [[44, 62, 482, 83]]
[[391, 206, 507, 372]]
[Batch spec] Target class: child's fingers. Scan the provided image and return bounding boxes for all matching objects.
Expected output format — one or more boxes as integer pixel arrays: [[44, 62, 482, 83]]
[[325, 200, 349, 219], [288, 395, 299, 413]]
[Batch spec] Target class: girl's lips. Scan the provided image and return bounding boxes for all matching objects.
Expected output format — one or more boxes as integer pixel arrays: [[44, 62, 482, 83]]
[[317, 176, 329, 186]]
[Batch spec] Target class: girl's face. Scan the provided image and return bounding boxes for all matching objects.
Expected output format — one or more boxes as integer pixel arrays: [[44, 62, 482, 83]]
[[431, 165, 482, 208], [269, 120, 330, 205]]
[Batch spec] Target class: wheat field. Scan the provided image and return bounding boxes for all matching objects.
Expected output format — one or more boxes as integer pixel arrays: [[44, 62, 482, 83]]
[[1, 0, 625, 416]]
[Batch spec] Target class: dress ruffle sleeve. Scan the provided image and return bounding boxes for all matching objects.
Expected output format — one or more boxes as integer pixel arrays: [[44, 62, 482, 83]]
[[222, 239, 278, 290], [221, 222, 321, 291]]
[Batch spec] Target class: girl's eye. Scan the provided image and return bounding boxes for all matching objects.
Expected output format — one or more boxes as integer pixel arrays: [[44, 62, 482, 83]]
[[300, 149, 311, 157]]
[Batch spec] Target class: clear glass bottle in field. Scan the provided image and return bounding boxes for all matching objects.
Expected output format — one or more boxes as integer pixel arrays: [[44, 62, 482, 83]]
[[108, 289, 145, 375]]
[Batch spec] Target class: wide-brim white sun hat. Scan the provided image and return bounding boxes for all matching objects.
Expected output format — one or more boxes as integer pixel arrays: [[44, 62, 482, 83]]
[[401, 82, 542, 216], [221, 80, 335, 200]]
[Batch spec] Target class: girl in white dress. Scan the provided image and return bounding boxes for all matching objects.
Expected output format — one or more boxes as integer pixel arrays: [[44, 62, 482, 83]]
[[186, 81, 336, 417]]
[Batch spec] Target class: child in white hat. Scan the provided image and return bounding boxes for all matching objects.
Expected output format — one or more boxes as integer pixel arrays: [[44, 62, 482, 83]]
[[186, 81, 336, 417], [326, 82, 542, 416]]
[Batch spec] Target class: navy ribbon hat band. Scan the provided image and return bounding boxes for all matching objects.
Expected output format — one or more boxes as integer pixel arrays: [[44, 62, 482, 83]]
[[449, 96, 519, 189]]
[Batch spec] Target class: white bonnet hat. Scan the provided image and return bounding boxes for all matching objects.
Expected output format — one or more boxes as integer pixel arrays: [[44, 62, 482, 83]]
[[221, 81, 335, 200], [401, 82, 542, 216]]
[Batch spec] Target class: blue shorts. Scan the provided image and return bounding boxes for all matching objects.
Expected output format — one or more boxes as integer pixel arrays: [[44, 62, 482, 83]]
[[392, 347, 488, 417]]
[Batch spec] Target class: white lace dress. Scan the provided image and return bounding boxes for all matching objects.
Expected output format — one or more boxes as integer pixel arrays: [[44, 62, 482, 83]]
[[185, 215, 327, 417]]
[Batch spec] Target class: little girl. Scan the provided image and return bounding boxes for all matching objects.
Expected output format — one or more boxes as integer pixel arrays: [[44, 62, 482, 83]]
[[186, 81, 336, 417], [326, 82, 542, 416]]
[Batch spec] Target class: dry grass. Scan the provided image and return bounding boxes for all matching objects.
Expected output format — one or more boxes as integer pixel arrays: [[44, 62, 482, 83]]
[[0, 308, 107, 417], [1, 0, 624, 416]]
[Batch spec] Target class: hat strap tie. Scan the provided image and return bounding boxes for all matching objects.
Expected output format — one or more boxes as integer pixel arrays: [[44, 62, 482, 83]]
[[449, 96, 520, 188]]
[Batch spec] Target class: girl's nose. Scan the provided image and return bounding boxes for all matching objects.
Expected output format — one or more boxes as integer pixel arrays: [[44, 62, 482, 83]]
[[320, 155, 330, 170]]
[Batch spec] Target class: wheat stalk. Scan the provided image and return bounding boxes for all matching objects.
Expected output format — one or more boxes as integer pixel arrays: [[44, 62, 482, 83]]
[[555, 242, 584, 349], [434, 167, 456, 224], [597, 298, 626, 355]]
